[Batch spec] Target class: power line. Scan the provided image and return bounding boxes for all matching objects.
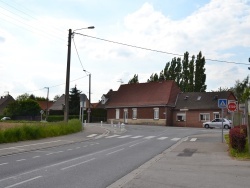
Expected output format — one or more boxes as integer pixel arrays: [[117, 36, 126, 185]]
[[75, 33, 249, 66]]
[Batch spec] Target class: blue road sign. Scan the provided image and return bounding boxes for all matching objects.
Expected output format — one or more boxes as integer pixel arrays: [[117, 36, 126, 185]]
[[218, 99, 227, 108]]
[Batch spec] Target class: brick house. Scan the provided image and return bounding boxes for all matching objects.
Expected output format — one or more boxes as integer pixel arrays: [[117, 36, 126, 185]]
[[0, 94, 15, 115], [105, 81, 181, 126], [173, 91, 237, 128]]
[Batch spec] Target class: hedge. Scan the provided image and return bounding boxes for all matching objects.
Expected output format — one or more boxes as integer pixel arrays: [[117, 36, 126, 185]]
[[229, 126, 246, 152]]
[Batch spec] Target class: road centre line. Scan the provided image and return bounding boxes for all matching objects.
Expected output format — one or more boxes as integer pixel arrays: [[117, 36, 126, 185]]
[[106, 148, 124, 156], [129, 140, 149, 147], [0, 162, 8, 166], [106, 135, 120, 138], [0, 140, 71, 151], [144, 136, 156, 139], [131, 136, 143, 138], [46, 151, 64, 155], [0, 138, 144, 183], [61, 158, 95, 171], [117, 135, 132, 138], [5, 176, 42, 188], [16, 159, 26, 162], [32, 156, 40, 159]]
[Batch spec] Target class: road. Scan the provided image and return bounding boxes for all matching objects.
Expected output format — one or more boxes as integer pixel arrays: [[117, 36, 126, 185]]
[[0, 125, 223, 188]]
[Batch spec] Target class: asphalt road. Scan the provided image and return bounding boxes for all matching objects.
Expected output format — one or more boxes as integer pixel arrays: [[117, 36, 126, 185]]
[[0, 125, 223, 188]]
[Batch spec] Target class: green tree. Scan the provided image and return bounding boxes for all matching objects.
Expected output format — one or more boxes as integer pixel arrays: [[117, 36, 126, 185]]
[[232, 76, 249, 103], [147, 73, 159, 82], [4, 99, 41, 116], [194, 51, 206, 92], [69, 85, 82, 115], [128, 74, 139, 84], [16, 93, 30, 101]]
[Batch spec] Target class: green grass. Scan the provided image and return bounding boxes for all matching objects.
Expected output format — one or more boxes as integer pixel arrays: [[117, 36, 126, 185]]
[[0, 119, 82, 143], [225, 134, 250, 160]]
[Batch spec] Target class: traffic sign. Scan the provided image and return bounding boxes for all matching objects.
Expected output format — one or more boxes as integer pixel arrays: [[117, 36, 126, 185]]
[[228, 100, 237, 112], [218, 99, 227, 108]]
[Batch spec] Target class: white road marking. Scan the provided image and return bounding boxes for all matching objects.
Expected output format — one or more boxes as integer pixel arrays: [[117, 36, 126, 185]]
[[16, 159, 26, 162], [117, 135, 132, 138], [67, 148, 73, 151], [61, 158, 95, 170], [46, 151, 64, 155], [190, 138, 197, 142], [131, 136, 143, 138], [5, 176, 42, 188], [171, 138, 181, 141], [32, 156, 40, 159], [106, 148, 124, 156], [0, 140, 70, 151], [87, 134, 98, 138], [106, 135, 120, 138], [0, 162, 8, 166], [144, 136, 156, 139], [157, 137, 168, 140], [95, 135, 104, 139], [129, 140, 148, 147], [75, 147, 80, 149]]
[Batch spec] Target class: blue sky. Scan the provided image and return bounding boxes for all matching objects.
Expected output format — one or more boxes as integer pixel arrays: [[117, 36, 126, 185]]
[[0, 0, 250, 102]]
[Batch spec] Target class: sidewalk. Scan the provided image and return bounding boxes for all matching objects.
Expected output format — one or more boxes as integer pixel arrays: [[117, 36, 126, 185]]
[[0, 123, 124, 157], [109, 133, 250, 188]]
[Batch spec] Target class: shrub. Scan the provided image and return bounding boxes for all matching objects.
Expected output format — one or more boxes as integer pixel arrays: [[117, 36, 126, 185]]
[[229, 127, 246, 152], [233, 125, 247, 138]]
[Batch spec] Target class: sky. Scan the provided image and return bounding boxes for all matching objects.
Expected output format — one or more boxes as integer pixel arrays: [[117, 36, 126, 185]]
[[0, 0, 250, 103]]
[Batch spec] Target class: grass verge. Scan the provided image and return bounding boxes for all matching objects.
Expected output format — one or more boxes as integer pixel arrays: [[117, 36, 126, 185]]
[[0, 119, 82, 143], [224, 134, 250, 160]]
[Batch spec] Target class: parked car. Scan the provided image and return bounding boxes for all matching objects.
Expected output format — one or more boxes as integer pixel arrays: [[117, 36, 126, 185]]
[[203, 118, 231, 129], [1, 117, 11, 121]]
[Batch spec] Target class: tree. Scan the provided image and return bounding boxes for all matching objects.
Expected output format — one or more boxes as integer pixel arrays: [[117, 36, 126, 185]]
[[54, 95, 61, 101], [194, 51, 206, 92], [4, 99, 41, 117], [147, 73, 159, 82], [16, 93, 30, 101], [128, 74, 139, 84], [232, 76, 249, 103], [69, 85, 82, 115]]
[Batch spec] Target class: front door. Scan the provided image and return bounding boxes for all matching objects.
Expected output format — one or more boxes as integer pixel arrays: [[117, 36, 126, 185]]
[[123, 109, 128, 124]]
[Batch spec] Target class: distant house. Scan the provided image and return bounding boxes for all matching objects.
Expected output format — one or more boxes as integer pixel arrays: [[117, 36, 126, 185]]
[[0, 94, 15, 115], [173, 91, 237, 128], [37, 101, 54, 112], [105, 81, 181, 126]]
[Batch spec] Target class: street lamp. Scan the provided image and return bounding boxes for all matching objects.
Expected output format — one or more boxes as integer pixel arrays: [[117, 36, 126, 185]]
[[83, 70, 91, 123], [64, 26, 95, 122]]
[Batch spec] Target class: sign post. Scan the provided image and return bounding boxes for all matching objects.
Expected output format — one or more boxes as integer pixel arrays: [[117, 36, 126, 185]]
[[218, 99, 227, 143]]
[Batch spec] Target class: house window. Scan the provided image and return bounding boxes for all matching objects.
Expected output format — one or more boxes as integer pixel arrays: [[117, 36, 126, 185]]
[[200, 113, 210, 121], [116, 109, 120, 119], [177, 113, 186, 121], [132, 108, 137, 119], [154, 108, 159, 120], [213, 112, 220, 119]]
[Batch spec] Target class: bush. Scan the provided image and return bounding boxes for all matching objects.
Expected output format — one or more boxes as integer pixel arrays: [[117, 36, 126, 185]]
[[233, 125, 247, 138], [229, 127, 246, 152]]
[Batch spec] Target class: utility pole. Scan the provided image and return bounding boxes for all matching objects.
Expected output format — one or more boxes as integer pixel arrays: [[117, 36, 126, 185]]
[[44, 87, 49, 121], [64, 29, 72, 122], [64, 26, 94, 123], [88, 74, 91, 123]]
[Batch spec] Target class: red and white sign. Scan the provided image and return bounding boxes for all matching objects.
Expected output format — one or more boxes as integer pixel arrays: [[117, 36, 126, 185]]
[[227, 100, 237, 112]]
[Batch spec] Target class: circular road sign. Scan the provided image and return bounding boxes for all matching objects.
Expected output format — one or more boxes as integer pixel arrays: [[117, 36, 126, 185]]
[[228, 102, 237, 112]]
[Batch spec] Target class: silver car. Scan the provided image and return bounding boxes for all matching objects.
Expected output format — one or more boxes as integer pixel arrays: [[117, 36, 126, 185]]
[[203, 118, 231, 129]]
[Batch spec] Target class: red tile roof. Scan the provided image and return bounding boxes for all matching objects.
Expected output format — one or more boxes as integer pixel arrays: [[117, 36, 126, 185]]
[[106, 81, 180, 108]]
